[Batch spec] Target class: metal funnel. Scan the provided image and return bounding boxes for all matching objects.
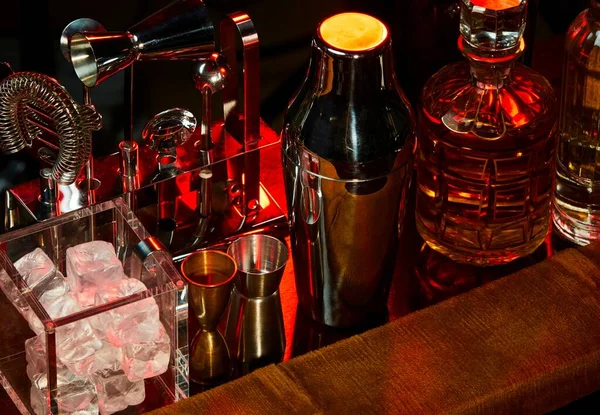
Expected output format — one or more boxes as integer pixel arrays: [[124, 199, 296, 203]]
[[68, 0, 215, 87]]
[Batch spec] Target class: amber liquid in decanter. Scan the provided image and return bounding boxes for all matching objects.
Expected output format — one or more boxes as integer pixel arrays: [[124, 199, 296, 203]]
[[415, 1, 557, 265]]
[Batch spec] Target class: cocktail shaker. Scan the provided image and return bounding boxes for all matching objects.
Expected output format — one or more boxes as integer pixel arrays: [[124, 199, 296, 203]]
[[282, 13, 416, 328]]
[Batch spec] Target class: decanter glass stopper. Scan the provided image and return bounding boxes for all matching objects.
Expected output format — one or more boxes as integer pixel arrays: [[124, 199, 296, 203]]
[[459, 0, 527, 50]]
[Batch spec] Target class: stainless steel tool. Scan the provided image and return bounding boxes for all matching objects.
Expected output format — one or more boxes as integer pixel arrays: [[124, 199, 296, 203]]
[[68, 0, 214, 88], [65, 0, 213, 151], [191, 53, 230, 240], [282, 13, 416, 327], [4, 9, 287, 264], [193, 53, 230, 152], [60, 18, 107, 188], [0, 72, 102, 186], [141, 108, 198, 248], [142, 108, 197, 172], [225, 234, 288, 374]]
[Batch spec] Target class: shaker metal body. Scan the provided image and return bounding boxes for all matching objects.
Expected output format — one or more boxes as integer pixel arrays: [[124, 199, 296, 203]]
[[282, 14, 416, 328]]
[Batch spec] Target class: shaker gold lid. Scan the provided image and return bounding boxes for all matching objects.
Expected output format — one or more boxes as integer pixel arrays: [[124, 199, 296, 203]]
[[319, 13, 388, 52], [470, 0, 521, 11]]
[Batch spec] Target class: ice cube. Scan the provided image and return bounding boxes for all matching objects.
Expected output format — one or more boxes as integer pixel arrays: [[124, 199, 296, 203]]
[[94, 369, 145, 415], [30, 379, 99, 415], [25, 269, 100, 375], [0, 268, 44, 335], [106, 301, 161, 347], [93, 278, 161, 345], [93, 279, 169, 381], [26, 336, 99, 415], [25, 335, 88, 391], [38, 272, 70, 304], [66, 241, 126, 307], [25, 336, 45, 375], [25, 336, 65, 390], [27, 355, 80, 392], [14, 248, 56, 290], [28, 271, 70, 336], [121, 324, 170, 382], [56, 378, 99, 415], [73, 285, 98, 310], [44, 290, 79, 320], [22, 280, 100, 375], [4, 248, 70, 335], [57, 325, 103, 376], [14, 247, 69, 303], [89, 340, 121, 377], [95, 278, 147, 304], [37, 293, 102, 376], [30, 385, 46, 415]]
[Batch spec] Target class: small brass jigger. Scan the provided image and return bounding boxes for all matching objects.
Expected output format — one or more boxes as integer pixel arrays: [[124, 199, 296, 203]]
[[181, 250, 236, 385], [225, 234, 288, 375]]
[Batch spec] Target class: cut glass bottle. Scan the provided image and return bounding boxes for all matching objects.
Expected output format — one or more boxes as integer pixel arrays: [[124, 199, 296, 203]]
[[553, 1, 600, 245], [415, 0, 558, 265]]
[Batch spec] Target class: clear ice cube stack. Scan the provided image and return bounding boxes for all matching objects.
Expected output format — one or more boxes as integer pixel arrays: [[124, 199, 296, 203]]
[[0, 199, 188, 415]]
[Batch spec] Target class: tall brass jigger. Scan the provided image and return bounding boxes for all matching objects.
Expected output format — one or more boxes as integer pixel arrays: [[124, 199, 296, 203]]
[[181, 250, 236, 385], [225, 234, 288, 375]]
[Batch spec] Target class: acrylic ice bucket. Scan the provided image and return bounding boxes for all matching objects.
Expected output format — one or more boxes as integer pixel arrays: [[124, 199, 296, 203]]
[[0, 198, 188, 415]]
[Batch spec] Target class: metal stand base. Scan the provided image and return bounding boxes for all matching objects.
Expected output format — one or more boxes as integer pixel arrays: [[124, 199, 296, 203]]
[[5, 121, 288, 258]]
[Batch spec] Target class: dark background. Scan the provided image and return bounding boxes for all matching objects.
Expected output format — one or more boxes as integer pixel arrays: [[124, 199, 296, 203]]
[[0, 0, 589, 190], [0, 0, 590, 194]]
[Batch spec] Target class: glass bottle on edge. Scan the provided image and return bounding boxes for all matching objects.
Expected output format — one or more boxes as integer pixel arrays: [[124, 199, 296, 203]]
[[282, 13, 416, 328], [553, 1, 600, 245], [415, 0, 558, 266]]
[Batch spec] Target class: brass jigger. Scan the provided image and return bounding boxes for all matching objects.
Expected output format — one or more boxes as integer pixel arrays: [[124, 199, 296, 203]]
[[225, 234, 288, 375], [181, 250, 236, 385]]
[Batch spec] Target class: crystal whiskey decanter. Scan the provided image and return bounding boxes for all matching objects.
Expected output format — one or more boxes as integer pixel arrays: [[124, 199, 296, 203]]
[[415, 0, 558, 265], [553, 1, 600, 245]]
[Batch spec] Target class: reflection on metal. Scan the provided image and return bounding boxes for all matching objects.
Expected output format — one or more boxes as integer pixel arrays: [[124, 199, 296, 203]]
[[134, 236, 168, 261], [193, 53, 230, 151], [119, 141, 139, 179], [63, 0, 214, 174], [142, 108, 197, 171], [39, 168, 58, 207], [0, 72, 102, 185], [62, 21, 107, 189], [60, 18, 106, 63], [221, 13, 261, 217], [282, 14, 416, 328], [7, 120, 284, 244], [4, 9, 287, 266], [181, 250, 236, 385], [226, 234, 288, 298], [194, 168, 213, 241], [191, 53, 229, 241], [3, 191, 20, 232], [226, 289, 285, 375], [119, 140, 140, 215], [68, 0, 215, 88], [224, 235, 288, 374]]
